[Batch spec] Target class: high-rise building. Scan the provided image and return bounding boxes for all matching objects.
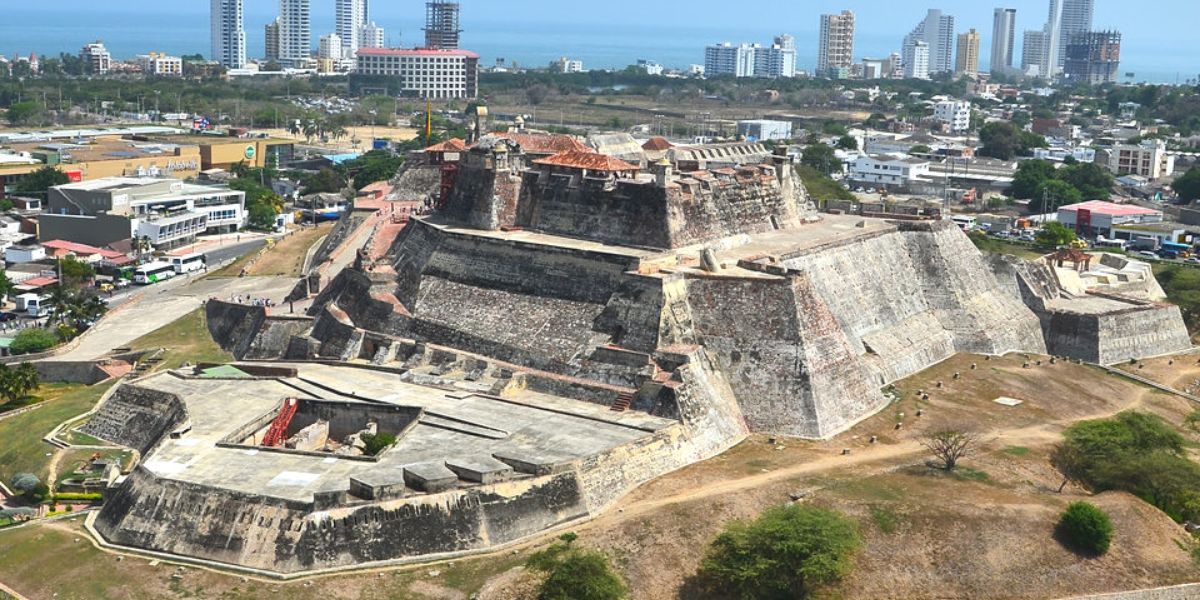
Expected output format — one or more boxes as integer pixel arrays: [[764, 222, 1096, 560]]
[[424, 1, 462, 50], [817, 10, 855, 78], [359, 22, 385, 49], [903, 40, 930, 80], [279, 0, 311, 67], [955, 29, 980, 77], [1022, 30, 1047, 76], [705, 42, 757, 78], [1058, 0, 1094, 68], [265, 17, 282, 63], [1063, 30, 1120, 85], [210, 0, 246, 69], [335, 0, 367, 55], [756, 35, 797, 78], [902, 9, 955, 75], [990, 8, 1017, 75], [80, 41, 111, 75], [1028, 0, 1093, 79]]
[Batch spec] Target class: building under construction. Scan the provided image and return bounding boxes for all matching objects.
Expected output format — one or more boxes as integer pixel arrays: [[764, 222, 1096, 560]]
[[1064, 30, 1121, 85], [424, 1, 462, 50]]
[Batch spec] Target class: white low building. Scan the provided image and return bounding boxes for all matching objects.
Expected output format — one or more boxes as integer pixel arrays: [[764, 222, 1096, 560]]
[[1107, 139, 1175, 180], [932, 100, 971, 133], [849, 154, 932, 187]]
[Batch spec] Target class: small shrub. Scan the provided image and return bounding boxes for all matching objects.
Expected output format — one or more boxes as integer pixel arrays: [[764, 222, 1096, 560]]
[[1056, 501, 1114, 556], [527, 533, 627, 600], [698, 504, 861, 599], [870, 506, 898, 534], [359, 432, 396, 456], [52, 492, 103, 503], [10, 328, 59, 355]]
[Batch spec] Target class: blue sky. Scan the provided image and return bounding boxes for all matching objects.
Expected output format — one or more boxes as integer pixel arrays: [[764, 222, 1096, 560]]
[[3, 1, 1196, 80]]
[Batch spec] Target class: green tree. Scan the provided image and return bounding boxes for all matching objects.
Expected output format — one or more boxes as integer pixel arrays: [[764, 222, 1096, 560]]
[[909, 144, 932, 155], [1033, 179, 1083, 213], [248, 203, 278, 231], [1058, 162, 1114, 201], [836, 135, 858, 151], [800, 143, 839, 175], [301, 168, 345, 195], [0, 362, 39, 404], [1035, 222, 1078, 247], [58, 257, 95, 288], [4, 101, 43, 126], [1010, 160, 1057, 199], [360, 432, 397, 456], [979, 121, 1046, 160], [14, 166, 69, 196], [344, 150, 404, 190], [698, 504, 861, 600], [0, 270, 13, 302], [1174, 168, 1200, 202]]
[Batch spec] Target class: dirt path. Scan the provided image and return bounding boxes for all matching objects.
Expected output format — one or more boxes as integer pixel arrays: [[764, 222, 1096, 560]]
[[588, 386, 1156, 530]]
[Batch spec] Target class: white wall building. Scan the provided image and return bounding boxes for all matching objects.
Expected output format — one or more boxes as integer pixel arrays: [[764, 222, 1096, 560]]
[[138, 53, 183, 77], [705, 42, 756, 78], [737, 120, 793, 142], [991, 8, 1017, 75], [552, 57, 584, 73], [335, 0, 367, 56], [279, 0, 312, 68], [933, 100, 971, 133], [318, 33, 343, 61], [903, 41, 930, 80], [1107, 139, 1175, 180], [80, 41, 111, 75], [359, 22, 385, 49], [850, 154, 932, 187], [210, 0, 246, 69], [355, 48, 479, 99], [902, 9, 954, 75]]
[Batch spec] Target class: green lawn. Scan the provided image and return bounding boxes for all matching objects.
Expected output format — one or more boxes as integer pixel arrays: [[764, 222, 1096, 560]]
[[796, 165, 856, 203], [128, 308, 232, 372], [968, 232, 1047, 261], [1154, 264, 1200, 336], [0, 381, 114, 486], [54, 448, 134, 486]]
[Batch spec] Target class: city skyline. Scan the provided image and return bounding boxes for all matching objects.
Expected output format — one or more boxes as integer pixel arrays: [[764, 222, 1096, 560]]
[[2, 0, 1196, 82]]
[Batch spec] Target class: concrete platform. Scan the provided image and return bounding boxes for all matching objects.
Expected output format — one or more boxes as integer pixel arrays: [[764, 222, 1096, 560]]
[[129, 363, 675, 503]]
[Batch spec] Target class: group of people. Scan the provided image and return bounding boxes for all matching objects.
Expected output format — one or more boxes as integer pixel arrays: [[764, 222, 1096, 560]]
[[230, 295, 277, 308]]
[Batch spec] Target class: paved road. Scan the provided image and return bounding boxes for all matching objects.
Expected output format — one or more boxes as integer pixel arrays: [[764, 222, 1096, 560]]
[[48, 274, 296, 362]]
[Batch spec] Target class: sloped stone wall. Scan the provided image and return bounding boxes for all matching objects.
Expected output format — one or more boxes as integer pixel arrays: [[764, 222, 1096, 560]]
[[80, 386, 186, 454]]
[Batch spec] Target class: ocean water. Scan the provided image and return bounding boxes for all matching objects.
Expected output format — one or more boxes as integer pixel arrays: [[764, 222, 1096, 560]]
[[0, 5, 1193, 85]]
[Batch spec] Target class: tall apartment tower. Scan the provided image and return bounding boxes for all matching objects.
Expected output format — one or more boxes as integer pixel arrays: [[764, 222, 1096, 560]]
[[265, 17, 282, 63], [955, 28, 980, 77], [279, 0, 312, 67], [903, 41, 931, 80], [1022, 30, 1047, 76], [990, 8, 1017, 75], [902, 9, 955, 75], [424, 1, 462, 50], [817, 10, 856, 79], [210, 0, 246, 69], [335, 0, 368, 55], [1027, 0, 1093, 79]]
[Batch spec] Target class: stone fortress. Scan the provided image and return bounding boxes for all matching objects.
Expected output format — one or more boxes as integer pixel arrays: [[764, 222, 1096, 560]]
[[84, 132, 1192, 576]]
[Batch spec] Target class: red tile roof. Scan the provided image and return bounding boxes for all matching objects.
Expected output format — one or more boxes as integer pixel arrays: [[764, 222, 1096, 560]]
[[20, 277, 58, 288], [490, 133, 588, 155], [642, 136, 673, 151], [41, 240, 125, 259], [424, 138, 467, 153], [356, 47, 481, 59], [1059, 201, 1161, 217], [533, 151, 640, 172]]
